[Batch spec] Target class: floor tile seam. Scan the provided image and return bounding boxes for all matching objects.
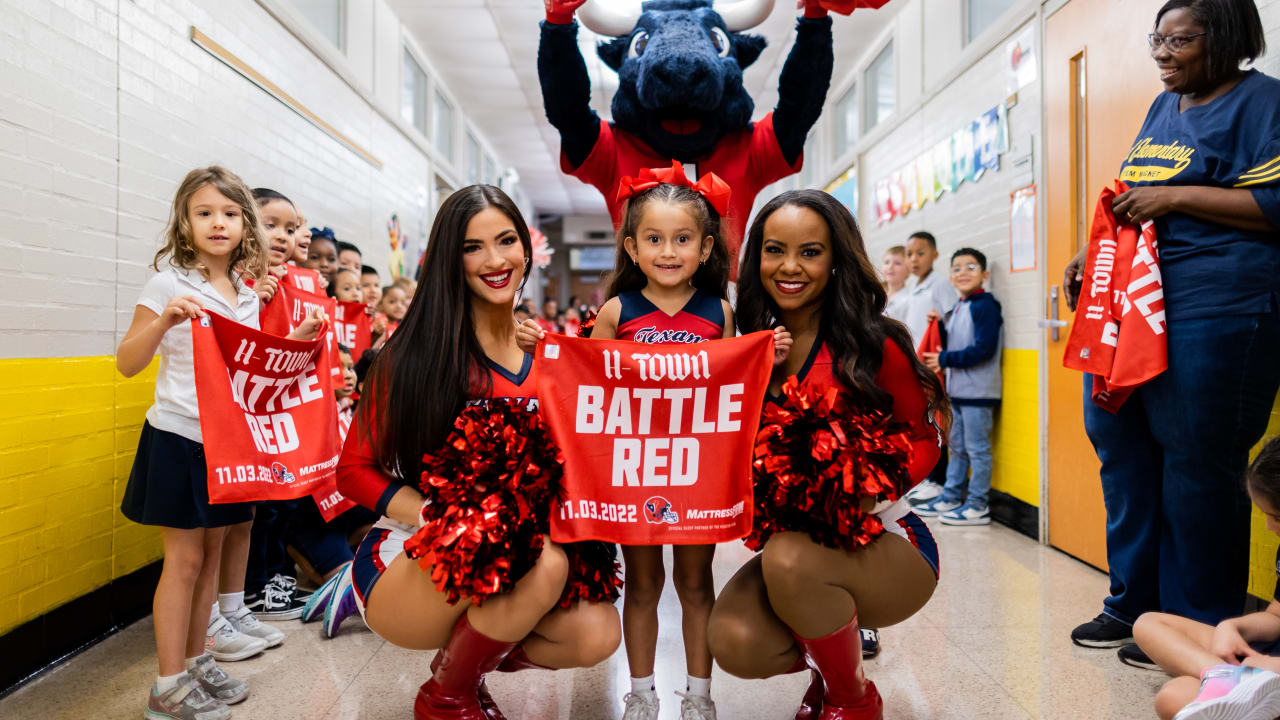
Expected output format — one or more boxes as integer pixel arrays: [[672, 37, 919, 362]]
[[318, 635, 389, 719]]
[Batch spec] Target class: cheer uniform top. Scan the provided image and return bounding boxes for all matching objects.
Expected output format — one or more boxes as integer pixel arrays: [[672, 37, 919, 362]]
[[771, 337, 940, 576], [615, 289, 725, 344], [338, 354, 537, 615]]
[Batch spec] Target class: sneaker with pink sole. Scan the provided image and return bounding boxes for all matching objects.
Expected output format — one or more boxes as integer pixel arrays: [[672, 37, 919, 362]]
[[1173, 664, 1280, 720]]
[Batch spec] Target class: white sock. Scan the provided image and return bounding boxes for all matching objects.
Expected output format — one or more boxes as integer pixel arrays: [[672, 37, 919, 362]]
[[686, 675, 711, 698], [156, 671, 186, 694], [630, 674, 656, 695], [208, 601, 220, 625], [219, 591, 245, 616]]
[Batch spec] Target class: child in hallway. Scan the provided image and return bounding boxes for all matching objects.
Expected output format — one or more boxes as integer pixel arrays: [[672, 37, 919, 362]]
[[1134, 435, 1280, 720], [916, 247, 1002, 526], [116, 166, 324, 720], [901, 231, 957, 505], [882, 245, 909, 324]]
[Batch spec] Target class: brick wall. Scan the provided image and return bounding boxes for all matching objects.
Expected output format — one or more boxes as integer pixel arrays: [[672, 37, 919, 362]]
[[0, 0, 509, 634]]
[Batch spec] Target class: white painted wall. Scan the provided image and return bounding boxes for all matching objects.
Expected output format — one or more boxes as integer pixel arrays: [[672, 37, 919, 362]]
[[0, 0, 512, 359]]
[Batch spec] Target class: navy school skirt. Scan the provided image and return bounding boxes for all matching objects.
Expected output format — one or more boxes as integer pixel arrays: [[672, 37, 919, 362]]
[[121, 421, 254, 529]]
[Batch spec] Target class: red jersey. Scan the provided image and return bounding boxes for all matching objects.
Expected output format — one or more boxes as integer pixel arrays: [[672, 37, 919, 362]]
[[776, 339, 940, 486], [615, 290, 724, 344], [565, 114, 800, 280], [336, 354, 538, 515]]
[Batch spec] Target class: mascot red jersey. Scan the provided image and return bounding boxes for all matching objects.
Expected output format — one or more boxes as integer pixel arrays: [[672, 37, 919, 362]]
[[539, 0, 889, 279]]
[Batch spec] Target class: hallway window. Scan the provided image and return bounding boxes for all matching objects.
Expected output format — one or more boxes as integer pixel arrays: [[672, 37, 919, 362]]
[[834, 83, 857, 159], [965, 0, 1015, 44], [467, 133, 482, 185], [433, 90, 455, 163], [865, 41, 894, 131], [402, 49, 428, 137], [292, 0, 344, 50]]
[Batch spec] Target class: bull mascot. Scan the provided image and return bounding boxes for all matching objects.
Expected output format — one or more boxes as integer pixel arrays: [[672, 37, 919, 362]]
[[538, 0, 887, 278]]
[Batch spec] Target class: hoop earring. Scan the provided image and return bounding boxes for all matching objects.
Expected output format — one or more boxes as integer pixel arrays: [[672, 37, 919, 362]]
[[632, 257, 639, 266], [832, 267, 838, 276]]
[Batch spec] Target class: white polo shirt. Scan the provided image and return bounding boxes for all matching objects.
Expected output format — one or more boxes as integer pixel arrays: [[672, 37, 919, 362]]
[[902, 268, 957, 348], [136, 266, 260, 444]]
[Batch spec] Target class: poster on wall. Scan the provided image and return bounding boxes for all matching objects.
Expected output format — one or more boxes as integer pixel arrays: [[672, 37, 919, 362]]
[[875, 179, 894, 225], [899, 162, 917, 215], [915, 153, 933, 209], [824, 167, 858, 217], [888, 171, 905, 218], [973, 106, 1003, 180], [952, 126, 975, 187], [1005, 25, 1037, 94], [1009, 184, 1037, 272], [932, 139, 954, 198]]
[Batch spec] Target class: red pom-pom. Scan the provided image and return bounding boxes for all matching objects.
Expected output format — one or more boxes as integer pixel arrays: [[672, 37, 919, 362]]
[[558, 541, 623, 608], [404, 400, 563, 605], [745, 377, 913, 553], [578, 309, 598, 338]]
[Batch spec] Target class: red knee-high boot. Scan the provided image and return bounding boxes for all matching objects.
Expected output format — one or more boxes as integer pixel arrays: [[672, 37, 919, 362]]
[[476, 646, 552, 720], [792, 615, 883, 720], [785, 654, 825, 720], [415, 615, 518, 720]]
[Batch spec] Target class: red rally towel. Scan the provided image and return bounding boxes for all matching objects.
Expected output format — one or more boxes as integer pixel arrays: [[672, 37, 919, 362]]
[[1063, 181, 1167, 413], [917, 316, 944, 388]]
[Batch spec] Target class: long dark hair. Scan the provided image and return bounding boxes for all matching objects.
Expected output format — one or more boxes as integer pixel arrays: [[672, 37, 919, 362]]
[[358, 185, 533, 479], [737, 189, 949, 430], [604, 184, 730, 300]]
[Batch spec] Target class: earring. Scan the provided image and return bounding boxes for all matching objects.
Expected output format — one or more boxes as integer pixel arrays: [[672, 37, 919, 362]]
[[632, 257, 639, 266], [832, 267, 838, 276]]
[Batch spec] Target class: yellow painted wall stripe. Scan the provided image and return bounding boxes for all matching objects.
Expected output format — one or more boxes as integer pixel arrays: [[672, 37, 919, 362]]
[[991, 349, 1040, 507], [0, 356, 161, 635], [1248, 398, 1280, 601]]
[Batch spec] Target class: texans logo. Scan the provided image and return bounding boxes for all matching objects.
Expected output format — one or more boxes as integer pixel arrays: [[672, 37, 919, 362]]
[[270, 462, 296, 485], [643, 496, 679, 525]]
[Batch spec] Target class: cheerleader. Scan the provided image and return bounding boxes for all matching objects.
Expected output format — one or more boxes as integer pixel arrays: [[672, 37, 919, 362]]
[[706, 190, 948, 720], [335, 185, 621, 720]]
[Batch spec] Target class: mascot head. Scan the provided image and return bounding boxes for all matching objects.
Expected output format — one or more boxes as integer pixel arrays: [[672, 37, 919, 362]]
[[582, 0, 773, 160]]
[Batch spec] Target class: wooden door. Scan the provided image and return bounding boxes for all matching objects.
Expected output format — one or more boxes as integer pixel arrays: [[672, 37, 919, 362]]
[[1044, 0, 1164, 569]]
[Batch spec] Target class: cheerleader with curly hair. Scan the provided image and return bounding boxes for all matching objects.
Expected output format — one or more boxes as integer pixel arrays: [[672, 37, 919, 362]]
[[706, 190, 948, 720]]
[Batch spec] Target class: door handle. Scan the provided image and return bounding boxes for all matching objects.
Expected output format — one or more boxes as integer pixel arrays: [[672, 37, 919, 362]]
[[1041, 285, 1067, 341]]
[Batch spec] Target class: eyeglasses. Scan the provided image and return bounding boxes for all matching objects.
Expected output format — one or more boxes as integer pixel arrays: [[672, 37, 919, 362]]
[[951, 263, 981, 274], [1148, 33, 1205, 52]]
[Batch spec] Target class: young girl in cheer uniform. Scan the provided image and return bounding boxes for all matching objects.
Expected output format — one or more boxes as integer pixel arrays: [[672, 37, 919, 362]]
[[336, 185, 620, 720], [520, 161, 786, 720], [706, 190, 947, 720], [117, 167, 325, 720]]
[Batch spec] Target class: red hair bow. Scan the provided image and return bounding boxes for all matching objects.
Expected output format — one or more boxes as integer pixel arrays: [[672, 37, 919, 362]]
[[615, 160, 732, 218]]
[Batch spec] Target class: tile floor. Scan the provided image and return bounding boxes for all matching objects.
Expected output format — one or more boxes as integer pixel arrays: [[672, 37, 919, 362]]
[[0, 520, 1168, 719]]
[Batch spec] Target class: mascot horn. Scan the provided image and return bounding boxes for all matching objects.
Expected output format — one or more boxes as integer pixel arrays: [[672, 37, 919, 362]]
[[538, 0, 888, 278]]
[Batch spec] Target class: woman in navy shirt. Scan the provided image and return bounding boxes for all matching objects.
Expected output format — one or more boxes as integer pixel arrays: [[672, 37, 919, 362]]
[[1063, 0, 1280, 665]]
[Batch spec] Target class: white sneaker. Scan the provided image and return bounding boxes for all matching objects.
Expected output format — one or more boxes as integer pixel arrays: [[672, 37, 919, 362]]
[[622, 690, 659, 720], [226, 607, 285, 648], [940, 503, 991, 526], [205, 615, 267, 662], [906, 480, 943, 504], [190, 653, 249, 705], [676, 691, 717, 720]]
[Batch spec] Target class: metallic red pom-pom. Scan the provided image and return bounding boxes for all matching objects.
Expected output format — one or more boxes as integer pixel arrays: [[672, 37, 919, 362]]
[[403, 400, 563, 605], [745, 377, 914, 553], [558, 541, 623, 608], [578, 310, 598, 338]]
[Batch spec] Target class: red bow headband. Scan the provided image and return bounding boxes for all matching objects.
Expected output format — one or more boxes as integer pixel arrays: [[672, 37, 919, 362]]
[[615, 160, 732, 218]]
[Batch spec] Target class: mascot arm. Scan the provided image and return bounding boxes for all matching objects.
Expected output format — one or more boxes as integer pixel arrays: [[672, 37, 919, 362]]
[[772, 15, 834, 168], [538, 20, 603, 170]]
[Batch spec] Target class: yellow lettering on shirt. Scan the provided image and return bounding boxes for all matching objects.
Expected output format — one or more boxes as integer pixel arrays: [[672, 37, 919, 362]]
[[1119, 137, 1196, 182]]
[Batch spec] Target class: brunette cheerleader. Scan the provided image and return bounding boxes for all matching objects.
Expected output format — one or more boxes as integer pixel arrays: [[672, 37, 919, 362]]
[[706, 190, 947, 720], [336, 185, 620, 720]]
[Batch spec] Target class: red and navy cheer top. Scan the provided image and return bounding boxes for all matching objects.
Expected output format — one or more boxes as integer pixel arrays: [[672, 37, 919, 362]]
[[336, 354, 537, 516], [615, 289, 725, 344], [774, 338, 940, 487]]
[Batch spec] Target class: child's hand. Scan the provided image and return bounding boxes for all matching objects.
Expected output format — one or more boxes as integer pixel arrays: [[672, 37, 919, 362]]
[[288, 306, 328, 342], [159, 295, 206, 328], [922, 351, 941, 372], [316, 273, 329, 291], [927, 308, 941, 322], [772, 326, 793, 366], [1211, 621, 1259, 664], [516, 318, 546, 354], [256, 273, 280, 305], [371, 313, 387, 336], [269, 264, 288, 279]]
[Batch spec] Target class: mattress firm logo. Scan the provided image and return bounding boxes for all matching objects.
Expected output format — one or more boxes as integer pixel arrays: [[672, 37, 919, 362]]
[[1119, 137, 1196, 183]]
